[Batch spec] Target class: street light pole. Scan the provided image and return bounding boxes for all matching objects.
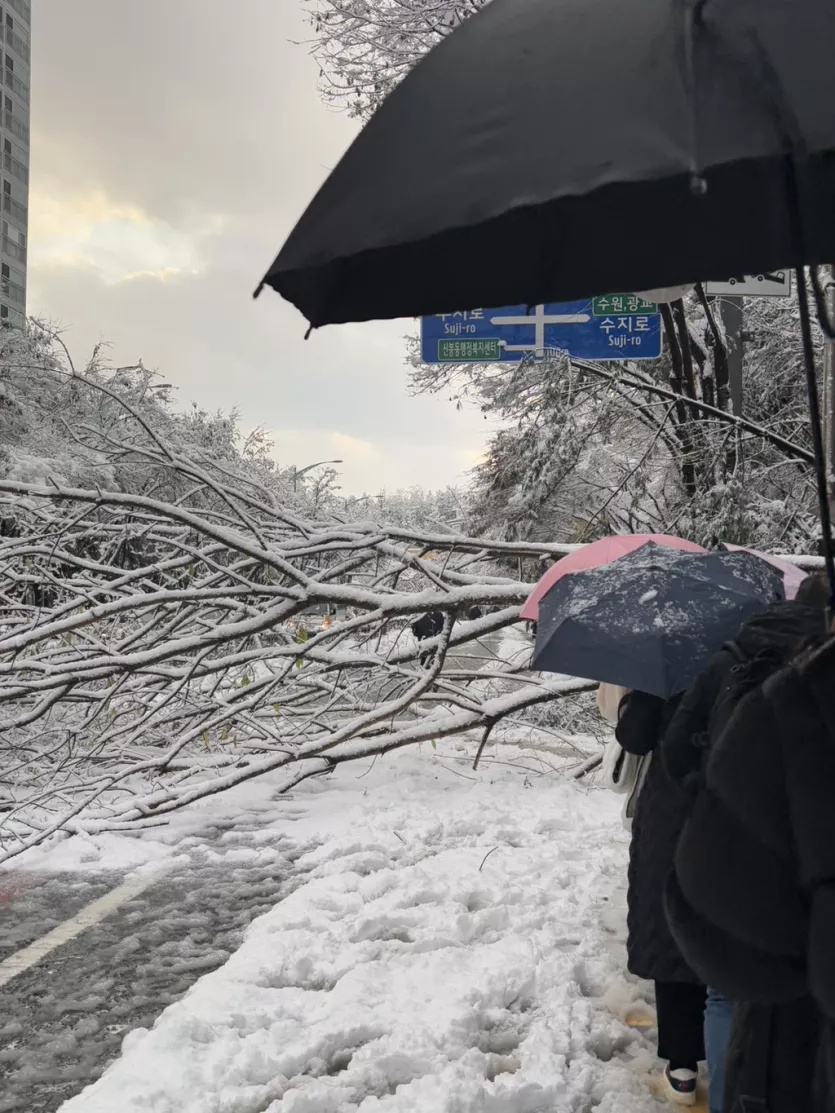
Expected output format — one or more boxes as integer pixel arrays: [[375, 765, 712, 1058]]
[[292, 459, 344, 492]]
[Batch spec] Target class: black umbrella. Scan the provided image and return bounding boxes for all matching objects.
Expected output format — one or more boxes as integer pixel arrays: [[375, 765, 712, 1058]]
[[256, 0, 835, 603], [257, 0, 835, 328], [531, 543, 784, 699]]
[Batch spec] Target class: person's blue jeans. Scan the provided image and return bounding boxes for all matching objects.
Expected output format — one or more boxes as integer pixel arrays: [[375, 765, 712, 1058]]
[[705, 988, 735, 1113]]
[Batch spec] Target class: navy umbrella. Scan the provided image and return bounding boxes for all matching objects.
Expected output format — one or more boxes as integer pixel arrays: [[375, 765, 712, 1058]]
[[532, 543, 784, 699]]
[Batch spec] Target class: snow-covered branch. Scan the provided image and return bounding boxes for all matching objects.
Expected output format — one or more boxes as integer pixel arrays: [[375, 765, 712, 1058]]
[[0, 349, 600, 860], [0, 322, 821, 862]]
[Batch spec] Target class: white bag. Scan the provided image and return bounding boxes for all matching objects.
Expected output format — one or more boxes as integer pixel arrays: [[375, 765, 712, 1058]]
[[602, 737, 644, 795], [596, 683, 629, 726]]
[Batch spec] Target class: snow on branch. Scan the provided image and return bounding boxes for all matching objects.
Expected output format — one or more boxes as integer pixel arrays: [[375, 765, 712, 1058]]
[[0, 332, 820, 861], [305, 0, 489, 118]]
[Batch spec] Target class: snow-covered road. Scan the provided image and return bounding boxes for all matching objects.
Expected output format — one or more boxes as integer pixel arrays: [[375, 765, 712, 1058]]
[[0, 739, 672, 1113]]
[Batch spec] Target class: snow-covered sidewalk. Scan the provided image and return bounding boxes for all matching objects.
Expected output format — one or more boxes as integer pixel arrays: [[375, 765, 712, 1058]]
[[58, 742, 663, 1113]]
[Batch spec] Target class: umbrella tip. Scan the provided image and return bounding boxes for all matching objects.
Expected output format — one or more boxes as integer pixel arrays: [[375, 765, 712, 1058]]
[[304, 325, 314, 340], [253, 281, 265, 300]]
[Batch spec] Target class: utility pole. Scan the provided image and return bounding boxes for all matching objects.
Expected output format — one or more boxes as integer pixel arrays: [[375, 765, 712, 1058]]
[[718, 296, 744, 417]]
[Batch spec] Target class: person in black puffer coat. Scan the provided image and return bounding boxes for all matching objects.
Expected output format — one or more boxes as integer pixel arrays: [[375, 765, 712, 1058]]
[[662, 590, 829, 793], [666, 628, 835, 1113], [661, 581, 829, 1113], [616, 690, 706, 1104]]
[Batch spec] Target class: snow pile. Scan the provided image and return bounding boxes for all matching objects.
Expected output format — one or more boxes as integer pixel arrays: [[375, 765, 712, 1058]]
[[58, 744, 661, 1113]]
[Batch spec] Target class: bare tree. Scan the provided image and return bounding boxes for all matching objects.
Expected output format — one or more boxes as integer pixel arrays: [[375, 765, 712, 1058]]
[[305, 3, 823, 553], [0, 329, 820, 862], [0, 355, 597, 863], [410, 296, 821, 552], [305, 0, 488, 118]]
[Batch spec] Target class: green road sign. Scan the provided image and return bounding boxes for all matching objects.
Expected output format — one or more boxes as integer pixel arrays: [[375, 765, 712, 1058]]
[[592, 294, 657, 316], [437, 338, 501, 362]]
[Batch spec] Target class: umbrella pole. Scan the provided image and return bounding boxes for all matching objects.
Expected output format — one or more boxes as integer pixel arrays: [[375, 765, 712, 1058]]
[[795, 267, 835, 614], [758, 56, 835, 614]]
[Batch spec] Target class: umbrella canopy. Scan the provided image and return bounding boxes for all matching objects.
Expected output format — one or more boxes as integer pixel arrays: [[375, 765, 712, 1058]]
[[722, 543, 808, 600], [532, 544, 784, 699], [257, 0, 835, 327], [521, 534, 705, 622]]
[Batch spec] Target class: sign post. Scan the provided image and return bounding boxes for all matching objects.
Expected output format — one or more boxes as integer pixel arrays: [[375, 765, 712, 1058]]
[[705, 272, 793, 418], [718, 296, 744, 417], [421, 295, 662, 364], [823, 266, 835, 520]]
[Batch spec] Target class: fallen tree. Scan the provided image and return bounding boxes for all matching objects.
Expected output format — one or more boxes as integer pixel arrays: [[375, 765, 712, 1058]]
[[0, 343, 821, 863], [0, 365, 601, 862]]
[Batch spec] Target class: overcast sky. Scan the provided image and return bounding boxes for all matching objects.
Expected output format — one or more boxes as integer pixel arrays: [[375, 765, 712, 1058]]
[[28, 0, 489, 495]]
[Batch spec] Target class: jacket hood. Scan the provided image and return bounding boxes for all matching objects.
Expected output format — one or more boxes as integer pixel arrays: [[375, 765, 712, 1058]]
[[733, 601, 826, 661]]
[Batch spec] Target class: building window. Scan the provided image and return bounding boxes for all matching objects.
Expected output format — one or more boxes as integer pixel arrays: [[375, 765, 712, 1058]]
[[1, 257, 24, 287], [4, 56, 12, 73], [0, 303, 22, 326], [3, 220, 24, 245], [3, 180, 9, 196]]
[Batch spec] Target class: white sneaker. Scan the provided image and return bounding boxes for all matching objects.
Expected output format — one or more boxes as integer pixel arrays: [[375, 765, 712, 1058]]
[[662, 1066, 698, 1106]]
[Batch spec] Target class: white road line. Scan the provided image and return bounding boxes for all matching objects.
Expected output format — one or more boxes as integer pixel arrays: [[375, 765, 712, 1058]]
[[0, 869, 170, 989]]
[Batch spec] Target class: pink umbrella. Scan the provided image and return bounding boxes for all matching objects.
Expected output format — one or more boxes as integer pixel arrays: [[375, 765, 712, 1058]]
[[520, 534, 706, 621], [722, 544, 808, 600]]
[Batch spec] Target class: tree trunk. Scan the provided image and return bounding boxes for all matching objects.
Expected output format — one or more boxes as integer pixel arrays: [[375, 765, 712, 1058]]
[[660, 305, 698, 498]]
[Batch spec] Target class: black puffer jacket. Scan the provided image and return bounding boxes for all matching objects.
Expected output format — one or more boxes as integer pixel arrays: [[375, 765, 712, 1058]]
[[661, 601, 825, 791], [666, 636, 835, 1113], [616, 690, 698, 983]]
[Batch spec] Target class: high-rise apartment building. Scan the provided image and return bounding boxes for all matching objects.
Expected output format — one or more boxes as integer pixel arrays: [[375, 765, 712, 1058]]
[[0, 0, 28, 329]]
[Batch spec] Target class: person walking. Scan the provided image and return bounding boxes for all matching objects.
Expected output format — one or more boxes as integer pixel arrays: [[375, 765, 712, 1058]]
[[616, 689, 706, 1106], [662, 575, 830, 1113], [665, 615, 835, 1112]]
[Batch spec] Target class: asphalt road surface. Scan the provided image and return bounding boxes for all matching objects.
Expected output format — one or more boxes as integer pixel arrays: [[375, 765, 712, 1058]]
[[0, 811, 301, 1113], [0, 629, 521, 1112]]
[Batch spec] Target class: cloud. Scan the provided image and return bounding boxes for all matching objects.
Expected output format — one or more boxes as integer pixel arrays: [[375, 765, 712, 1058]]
[[266, 427, 480, 493], [27, 0, 489, 494], [267, 428, 380, 471], [330, 431, 383, 461], [459, 446, 488, 467], [29, 189, 222, 284]]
